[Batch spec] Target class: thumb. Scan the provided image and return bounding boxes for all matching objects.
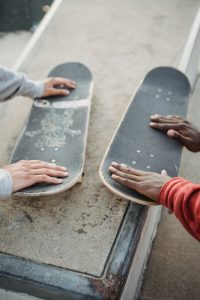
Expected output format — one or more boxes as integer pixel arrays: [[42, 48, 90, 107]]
[[167, 129, 188, 145], [161, 169, 168, 175]]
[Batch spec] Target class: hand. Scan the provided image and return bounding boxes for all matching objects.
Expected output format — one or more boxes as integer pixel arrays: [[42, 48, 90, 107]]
[[3, 160, 68, 193], [150, 114, 200, 152], [109, 162, 171, 201], [43, 77, 76, 97]]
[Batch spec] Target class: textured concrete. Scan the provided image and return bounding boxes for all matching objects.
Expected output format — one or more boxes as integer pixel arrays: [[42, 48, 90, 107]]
[[140, 68, 200, 299], [0, 288, 39, 300], [0, 32, 31, 68], [0, 0, 199, 281]]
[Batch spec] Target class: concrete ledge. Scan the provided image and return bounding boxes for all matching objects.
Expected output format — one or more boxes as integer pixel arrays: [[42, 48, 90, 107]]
[[0, 204, 156, 299]]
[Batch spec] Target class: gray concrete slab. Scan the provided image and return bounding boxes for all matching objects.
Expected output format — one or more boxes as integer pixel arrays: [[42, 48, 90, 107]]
[[0, 0, 199, 279]]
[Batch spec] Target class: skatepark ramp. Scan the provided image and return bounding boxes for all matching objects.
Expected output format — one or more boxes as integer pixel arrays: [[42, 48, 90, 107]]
[[0, 0, 199, 299]]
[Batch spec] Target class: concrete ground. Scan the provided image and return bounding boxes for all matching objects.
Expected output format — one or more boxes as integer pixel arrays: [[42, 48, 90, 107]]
[[0, 0, 200, 299], [0, 31, 31, 68]]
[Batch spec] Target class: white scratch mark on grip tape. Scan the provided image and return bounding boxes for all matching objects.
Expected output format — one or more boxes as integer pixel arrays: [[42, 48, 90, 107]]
[[52, 99, 89, 108]]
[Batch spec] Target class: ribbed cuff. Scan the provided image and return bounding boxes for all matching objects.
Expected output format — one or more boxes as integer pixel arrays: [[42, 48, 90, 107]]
[[158, 177, 185, 206], [23, 79, 44, 99], [0, 169, 13, 199]]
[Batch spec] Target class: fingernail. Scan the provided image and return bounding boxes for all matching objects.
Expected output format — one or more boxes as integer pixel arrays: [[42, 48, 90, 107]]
[[167, 130, 174, 137], [150, 122, 156, 126], [161, 169, 168, 175], [112, 174, 117, 178], [58, 179, 63, 183], [61, 166, 67, 170], [112, 162, 118, 166], [121, 163, 127, 167]]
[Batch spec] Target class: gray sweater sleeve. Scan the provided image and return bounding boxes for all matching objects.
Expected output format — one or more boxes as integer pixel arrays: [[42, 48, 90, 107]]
[[0, 65, 44, 101], [0, 169, 13, 199]]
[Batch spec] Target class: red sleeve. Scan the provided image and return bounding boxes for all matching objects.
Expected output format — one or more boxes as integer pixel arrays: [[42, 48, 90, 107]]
[[158, 177, 200, 241]]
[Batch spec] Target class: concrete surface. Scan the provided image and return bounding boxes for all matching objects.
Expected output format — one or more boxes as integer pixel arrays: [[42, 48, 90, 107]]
[[140, 70, 200, 300], [0, 0, 199, 291], [0, 289, 39, 300], [0, 32, 31, 68]]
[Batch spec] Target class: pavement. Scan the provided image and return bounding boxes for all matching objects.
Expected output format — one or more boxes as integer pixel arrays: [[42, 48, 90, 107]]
[[0, 0, 200, 299]]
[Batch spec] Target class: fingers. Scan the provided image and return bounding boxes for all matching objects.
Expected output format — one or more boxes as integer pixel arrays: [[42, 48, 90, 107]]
[[29, 174, 64, 186], [111, 162, 145, 176], [109, 162, 146, 190], [111, 174, 138, 190], [150, 121, 185, 131], [47, 87, 70, 96], [52, 77, 76, 89], [150, 114, 188, 131], [150, 114, 184, 123], [109, 165, 141, 182], [30, 168, 68, 178], [43, 77, 76, 97], [19, 160, 67, 172]]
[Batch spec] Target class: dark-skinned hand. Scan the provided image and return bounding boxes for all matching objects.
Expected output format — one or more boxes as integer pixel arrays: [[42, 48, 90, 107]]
[[150, 114, 200, 152], [109, 162, 171, 201]]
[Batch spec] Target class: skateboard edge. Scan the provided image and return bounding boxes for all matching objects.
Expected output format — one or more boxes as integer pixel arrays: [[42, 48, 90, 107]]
[[99, 66, 190, 206], [13, 169, 84, 198]]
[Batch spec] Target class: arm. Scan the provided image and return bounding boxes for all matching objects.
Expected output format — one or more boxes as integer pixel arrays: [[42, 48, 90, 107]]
[[0, 65, 44, 101], [0, 65, 76, 101], [159, 177, 200, 241]]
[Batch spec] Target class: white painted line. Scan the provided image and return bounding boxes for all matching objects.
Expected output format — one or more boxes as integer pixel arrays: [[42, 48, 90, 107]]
[[13, 0, 63, 71], [52, 99, 89, 108], [179, 6, 200, 88], [34, 99, 89, 108]]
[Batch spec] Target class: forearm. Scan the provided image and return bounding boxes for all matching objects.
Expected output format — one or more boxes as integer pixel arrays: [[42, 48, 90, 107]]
[[0, 65, 44, 101], [0, 169, 13, 199], [159, 177, 200, 241]]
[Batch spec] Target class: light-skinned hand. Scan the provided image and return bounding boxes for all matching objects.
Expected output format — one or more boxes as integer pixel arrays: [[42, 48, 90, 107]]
[[43, 77, 76, 97], [3, 160, 68, 192]]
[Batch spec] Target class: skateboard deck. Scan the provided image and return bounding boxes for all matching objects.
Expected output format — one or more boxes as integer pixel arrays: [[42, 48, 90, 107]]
[[11, 62, 93, 196], [99, 67, 190, 205]]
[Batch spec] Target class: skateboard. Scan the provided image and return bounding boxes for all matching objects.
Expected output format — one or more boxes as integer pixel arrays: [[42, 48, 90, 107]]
[[99, 67, 190, 205], [10, 62, 93, 196]]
